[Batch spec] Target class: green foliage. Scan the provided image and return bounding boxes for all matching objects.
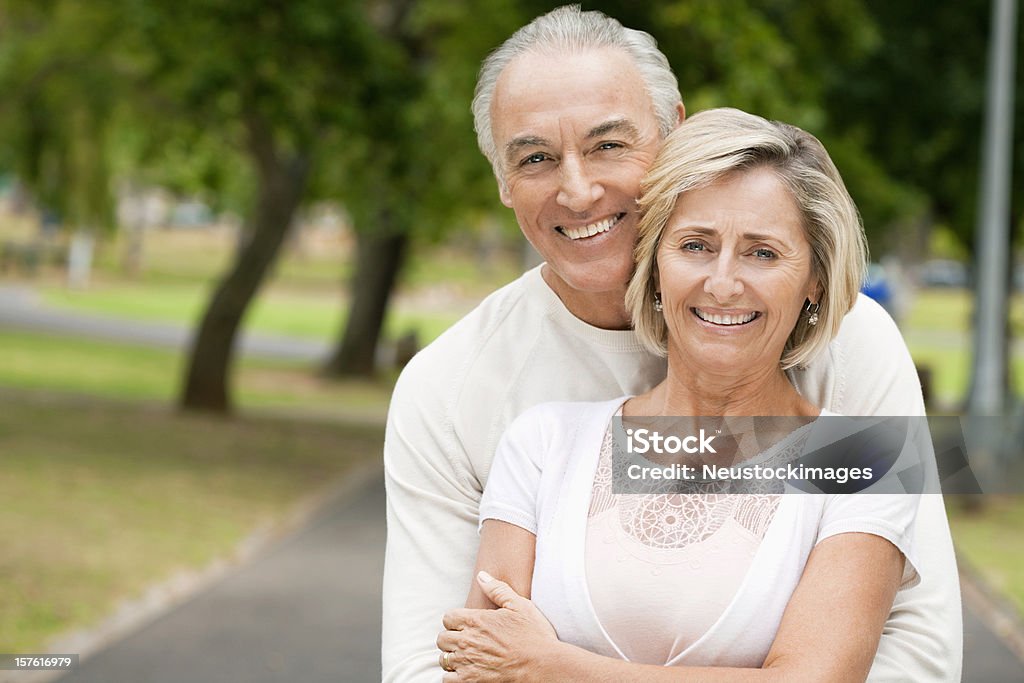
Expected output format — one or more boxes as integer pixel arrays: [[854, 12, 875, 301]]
[[1, 0, 1016, 260], [827, 0, 999, 251], [317, 0, 525, 243], [0, 1, 123, 231]]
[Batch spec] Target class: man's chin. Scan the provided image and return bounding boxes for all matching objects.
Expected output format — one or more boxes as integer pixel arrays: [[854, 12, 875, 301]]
[[541, 262, 633, 298]]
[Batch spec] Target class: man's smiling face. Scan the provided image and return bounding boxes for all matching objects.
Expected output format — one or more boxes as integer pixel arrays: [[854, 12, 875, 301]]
[[491, 48, 670, 325]]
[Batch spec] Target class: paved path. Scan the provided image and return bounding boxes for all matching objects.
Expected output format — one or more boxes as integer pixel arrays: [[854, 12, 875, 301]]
[[964, 607, 1024, 681], [0, 284, 329, 362], [58, 473, 385, 683]]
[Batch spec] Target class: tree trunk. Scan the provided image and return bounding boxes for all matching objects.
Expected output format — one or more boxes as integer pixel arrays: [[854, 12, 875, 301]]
[[179, 124, 309, 413], [323, 214, 408, 377]]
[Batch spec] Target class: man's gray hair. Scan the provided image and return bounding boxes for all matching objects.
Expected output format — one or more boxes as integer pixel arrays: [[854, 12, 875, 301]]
[[472, 4, 682, 183]]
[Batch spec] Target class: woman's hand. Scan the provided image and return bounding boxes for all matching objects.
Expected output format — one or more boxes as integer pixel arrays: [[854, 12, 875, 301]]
[[436, 571, 559, 682]]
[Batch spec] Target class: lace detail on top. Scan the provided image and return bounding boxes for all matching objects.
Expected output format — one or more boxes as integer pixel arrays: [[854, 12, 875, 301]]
[[586, 422, 815, 549]]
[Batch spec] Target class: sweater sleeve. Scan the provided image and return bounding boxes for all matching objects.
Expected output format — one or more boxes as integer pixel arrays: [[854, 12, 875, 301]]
[[478, 406, 548, 535], [381, 357, 483, 683]]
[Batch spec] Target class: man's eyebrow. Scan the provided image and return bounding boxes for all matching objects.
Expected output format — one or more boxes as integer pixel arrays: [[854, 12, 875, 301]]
[[504, 136, 549, 162], [587, 118, 640, 139]]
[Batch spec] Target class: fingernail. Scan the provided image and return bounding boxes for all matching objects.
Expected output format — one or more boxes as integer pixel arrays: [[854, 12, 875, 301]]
[[477, 570, 494, 583]]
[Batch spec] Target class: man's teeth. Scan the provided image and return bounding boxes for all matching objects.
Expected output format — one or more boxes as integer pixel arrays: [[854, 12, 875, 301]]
[[694, 309, 758, 325], [562, 215, 618, 240]]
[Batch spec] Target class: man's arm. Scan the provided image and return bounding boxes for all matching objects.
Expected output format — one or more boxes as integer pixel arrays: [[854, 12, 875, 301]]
[[381, 366, 482, 683], [799, 294, 963, 682]]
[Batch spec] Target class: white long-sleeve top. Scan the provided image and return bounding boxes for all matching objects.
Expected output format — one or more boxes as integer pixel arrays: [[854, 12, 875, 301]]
[[381, 265, 961, 682]]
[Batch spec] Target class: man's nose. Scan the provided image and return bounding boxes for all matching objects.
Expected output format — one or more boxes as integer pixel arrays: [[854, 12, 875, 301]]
[[556, 156, 604, 212], [704, 256, 744, 301]]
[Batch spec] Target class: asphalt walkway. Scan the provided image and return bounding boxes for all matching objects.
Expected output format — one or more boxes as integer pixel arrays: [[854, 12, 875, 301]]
[[0, 284, 328, 361], [58, 472, 385, 683]]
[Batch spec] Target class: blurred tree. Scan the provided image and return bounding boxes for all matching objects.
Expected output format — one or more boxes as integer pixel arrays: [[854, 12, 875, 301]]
[[319, 0, 521, 377], [114, 0, 384, 411]]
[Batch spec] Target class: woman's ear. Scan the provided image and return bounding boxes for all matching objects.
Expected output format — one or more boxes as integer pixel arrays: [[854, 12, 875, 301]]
[[807, 278, 821, 306]]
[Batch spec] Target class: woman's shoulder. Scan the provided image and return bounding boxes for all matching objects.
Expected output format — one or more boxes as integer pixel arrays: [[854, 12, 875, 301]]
[[512, 396, 628, 426], [502, 397, 627, 447]]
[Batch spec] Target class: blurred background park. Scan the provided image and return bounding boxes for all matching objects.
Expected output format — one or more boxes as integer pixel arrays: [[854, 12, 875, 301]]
[[1, 0, 1023, 679]]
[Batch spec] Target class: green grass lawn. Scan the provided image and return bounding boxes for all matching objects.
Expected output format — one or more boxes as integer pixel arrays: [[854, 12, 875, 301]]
[[0, 329, 394, 418], [0, 389, 383, 652], [947, 496, 1024, 617], [903, 289, 1024, 408]]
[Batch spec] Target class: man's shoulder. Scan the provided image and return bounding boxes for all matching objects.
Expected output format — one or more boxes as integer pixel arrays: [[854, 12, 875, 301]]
[[797, 292, 922, 416], [837, 292, 900, 341], [391, 268, 548, 403]]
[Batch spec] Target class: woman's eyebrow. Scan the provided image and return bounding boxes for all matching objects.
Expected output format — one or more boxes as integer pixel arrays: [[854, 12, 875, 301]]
[[665, 226, 786, 242]]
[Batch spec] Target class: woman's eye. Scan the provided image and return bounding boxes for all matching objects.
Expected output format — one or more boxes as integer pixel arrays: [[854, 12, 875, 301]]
[[753, 248, 777, 260], [682, 241, 705, 252]]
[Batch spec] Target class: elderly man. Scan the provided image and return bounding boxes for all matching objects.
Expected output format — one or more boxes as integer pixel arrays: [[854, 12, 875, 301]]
[[382, 6, 961, 682]]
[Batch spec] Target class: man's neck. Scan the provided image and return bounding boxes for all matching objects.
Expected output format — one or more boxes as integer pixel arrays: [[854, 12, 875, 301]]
[[540, 265, 632, 330]]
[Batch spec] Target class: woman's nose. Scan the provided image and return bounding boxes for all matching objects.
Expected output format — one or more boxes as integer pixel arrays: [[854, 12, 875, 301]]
[[704, 257, 744, 301]]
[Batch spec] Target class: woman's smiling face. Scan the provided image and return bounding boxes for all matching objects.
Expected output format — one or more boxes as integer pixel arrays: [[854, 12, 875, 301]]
[[656, 166, 819, 376]]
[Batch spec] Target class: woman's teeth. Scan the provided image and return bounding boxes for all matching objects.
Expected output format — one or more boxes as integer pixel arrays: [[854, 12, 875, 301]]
[[694, 309, 758, 325]]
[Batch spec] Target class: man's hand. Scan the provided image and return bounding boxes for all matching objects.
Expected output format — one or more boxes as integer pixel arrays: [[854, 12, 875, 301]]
[[436, 571, 559, 682]]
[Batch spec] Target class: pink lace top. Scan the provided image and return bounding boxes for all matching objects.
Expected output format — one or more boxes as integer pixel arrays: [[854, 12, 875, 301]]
[[585, 423, 782, 664]]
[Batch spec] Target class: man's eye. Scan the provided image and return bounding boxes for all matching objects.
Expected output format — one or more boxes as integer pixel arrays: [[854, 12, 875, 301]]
[[682, 241, 705, 252], [521, 153, 548, 166], [753, 248, 777, 260], [597, 141, 622, 151]]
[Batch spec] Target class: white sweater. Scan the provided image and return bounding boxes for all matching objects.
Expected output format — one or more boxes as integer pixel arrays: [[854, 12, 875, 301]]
[[382, 266, 961, 682], [480, 399, 921, 667]]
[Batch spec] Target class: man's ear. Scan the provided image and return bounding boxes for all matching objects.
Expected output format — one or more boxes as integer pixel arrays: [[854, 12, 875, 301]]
[[674, 102, 686, 129], [499, 180, 513, 208]]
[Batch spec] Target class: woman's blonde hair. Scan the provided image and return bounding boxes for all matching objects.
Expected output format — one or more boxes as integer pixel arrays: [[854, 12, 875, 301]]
[[626, 108, 868, 370]]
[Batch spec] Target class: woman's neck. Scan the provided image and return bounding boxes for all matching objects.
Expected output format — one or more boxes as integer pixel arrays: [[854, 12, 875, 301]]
[[625, 359, 819, 418]]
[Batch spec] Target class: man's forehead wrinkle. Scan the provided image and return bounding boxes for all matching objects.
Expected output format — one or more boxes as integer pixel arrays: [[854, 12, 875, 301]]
[[587, 118, 641, 140]]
